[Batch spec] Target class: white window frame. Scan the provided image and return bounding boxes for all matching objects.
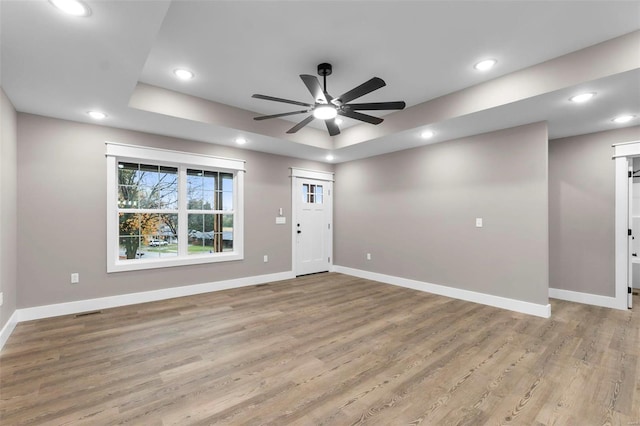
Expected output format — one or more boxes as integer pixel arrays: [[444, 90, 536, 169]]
[[106, 142, 245, 273]]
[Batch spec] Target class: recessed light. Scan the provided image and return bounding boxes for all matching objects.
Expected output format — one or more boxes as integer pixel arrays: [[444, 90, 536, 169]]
[[174, 69, 194, 80], [87, 111, 107, 120], [612, 115, 636, 124], [50, 0, 91, 16], [313, 105, 337, 120], [235, 137, 247, 145], [474, 59, 497, 71], [421, 130, 434, 139], [569, 92, 596, 103], [335, 118, 343, 125], [326, 155, 334, 161]]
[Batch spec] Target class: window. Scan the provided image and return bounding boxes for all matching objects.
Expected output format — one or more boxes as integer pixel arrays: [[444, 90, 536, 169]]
[[118, 163, 178, 260], [106, 143, 245, 272], [302, 183, 323, 204], [186, 169, 234, 254]]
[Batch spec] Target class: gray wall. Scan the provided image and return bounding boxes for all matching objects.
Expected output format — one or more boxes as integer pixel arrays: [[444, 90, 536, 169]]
[[13, 111, 639, 312], [16, 113, 332, 309], [334, 122, 549, 306], [1, 88, 18, 330], [549, 126, 640, 296]]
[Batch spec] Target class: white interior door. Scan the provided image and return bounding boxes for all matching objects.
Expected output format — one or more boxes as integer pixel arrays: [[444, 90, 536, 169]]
[[294, 177, 332, 276], [614, 144, 640, 310], [628, 162, 634, 308]]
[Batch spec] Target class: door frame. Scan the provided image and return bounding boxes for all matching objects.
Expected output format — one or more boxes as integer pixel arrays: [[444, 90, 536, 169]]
[[613, 141, 640, 309], [290, 168, 334, 276]]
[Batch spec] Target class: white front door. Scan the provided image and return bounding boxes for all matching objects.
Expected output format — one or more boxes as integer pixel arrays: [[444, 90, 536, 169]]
[[293, 177, 332, 276]]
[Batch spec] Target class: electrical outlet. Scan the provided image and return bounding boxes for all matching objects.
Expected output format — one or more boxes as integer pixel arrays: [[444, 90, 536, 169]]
[[476, 218, 483, 228], [0, 292, 3, 307], [71, 273, 79, 284], [263, 255, 268, 263], [366, 253, 372, 261]]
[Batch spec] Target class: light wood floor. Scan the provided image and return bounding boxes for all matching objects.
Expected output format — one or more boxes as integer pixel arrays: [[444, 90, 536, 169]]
[[1, 273, 639, 425]]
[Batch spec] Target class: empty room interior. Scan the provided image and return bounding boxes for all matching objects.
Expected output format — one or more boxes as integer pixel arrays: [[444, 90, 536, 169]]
[[1, 1, 640, 424]]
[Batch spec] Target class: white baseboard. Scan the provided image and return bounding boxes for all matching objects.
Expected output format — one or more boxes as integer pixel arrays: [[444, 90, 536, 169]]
[[16, 271, 295, 323], [334, 265, 551, 318], [0, 310, 19, 351], [1, 267, 556, 352], [549, 287, 626, 310]]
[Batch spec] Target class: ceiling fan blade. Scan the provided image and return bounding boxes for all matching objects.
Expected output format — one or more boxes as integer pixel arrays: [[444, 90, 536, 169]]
[[286, 115, 315, 134], [300, 75, 328, 104], [252, 94, 312, 108], [253, 110, 310, 121], [325, 119, 340, 136], [338, 110, 384, 125], [336, 77, 386, 104], [325, 91, 334, 103], [346, 101, 406, 111]]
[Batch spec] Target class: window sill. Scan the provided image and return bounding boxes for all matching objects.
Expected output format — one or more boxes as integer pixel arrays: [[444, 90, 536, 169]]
[[107, 251, 243, 273]]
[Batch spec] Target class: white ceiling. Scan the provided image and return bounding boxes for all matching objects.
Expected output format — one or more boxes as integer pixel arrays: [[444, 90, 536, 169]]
[[1, 0, 639, 163]]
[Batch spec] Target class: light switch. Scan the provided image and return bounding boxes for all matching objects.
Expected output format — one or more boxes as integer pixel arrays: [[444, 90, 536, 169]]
[[276, 217, 286, 224], [475, 218, 483, 228]]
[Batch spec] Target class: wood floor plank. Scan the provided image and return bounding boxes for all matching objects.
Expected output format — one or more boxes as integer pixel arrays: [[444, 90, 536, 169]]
[[1, 273, 639, 425]]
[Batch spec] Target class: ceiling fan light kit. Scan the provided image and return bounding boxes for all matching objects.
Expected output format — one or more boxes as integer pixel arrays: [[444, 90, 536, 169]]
[[252, 63, 406, 136], [313, 105, 337, 120]]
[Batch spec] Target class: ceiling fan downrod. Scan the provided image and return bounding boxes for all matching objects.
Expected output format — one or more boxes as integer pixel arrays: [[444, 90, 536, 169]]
[[317, 63, 332, 95]]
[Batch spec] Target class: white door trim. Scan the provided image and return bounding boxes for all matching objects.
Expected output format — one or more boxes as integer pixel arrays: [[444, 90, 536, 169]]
[[290, 168, 335, 181], [613, 141, 640, 309], [290, 168, 334, 276]]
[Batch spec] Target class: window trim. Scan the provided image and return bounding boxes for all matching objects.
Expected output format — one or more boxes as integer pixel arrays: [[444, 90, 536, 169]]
[[106, 142, 245, 273]]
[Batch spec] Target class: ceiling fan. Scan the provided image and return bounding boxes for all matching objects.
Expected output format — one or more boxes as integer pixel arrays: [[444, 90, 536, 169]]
[[252, 63, 406, 136]]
